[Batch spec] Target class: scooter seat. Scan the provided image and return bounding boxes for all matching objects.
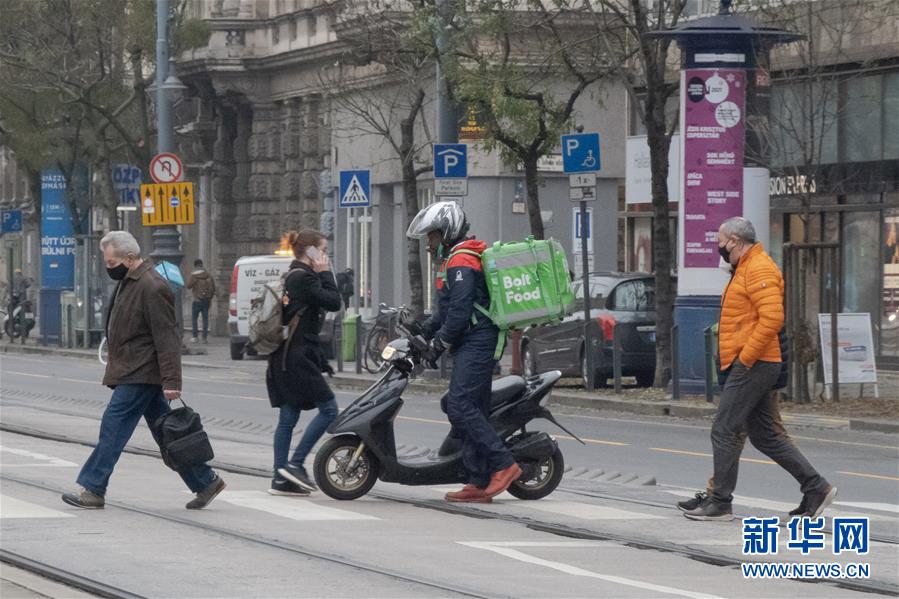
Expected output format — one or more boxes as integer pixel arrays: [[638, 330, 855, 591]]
[[490, 375, 527, 407]]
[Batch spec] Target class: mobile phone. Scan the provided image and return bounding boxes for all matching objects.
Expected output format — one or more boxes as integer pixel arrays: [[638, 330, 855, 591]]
[[306, 246, 321, 261]]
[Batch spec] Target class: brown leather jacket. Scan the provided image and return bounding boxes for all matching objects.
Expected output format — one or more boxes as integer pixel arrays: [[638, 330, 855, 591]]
[[103, 261, 182, 390]]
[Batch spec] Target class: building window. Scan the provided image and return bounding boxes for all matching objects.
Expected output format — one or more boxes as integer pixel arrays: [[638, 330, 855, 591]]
[[308, 15, 317, 40], [290, 18, 298, 41], [884, 209, 899, 358], [272, 24, 280, 46], [842, 75, 883, 162]]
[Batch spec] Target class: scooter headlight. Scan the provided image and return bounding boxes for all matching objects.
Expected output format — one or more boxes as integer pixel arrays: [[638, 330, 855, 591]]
[[382, 346, 397, 361]]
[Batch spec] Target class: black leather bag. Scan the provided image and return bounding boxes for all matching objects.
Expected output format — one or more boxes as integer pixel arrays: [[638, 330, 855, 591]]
[[152, 399, 214, 471]]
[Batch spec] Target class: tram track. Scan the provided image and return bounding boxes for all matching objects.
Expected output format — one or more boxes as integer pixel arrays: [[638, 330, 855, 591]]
[[2, 422, 897, 597], [0, 549, 146, 599], [1, 473, 505, 599]]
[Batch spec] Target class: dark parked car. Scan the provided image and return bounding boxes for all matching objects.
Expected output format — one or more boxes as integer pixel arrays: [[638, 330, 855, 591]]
[[520, 272, 658, 388]]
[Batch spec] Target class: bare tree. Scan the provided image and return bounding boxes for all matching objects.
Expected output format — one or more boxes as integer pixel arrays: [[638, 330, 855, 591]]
[[419, 0, 615, 240], [582, 0, 689, 388], [322, 1, 436, 318]]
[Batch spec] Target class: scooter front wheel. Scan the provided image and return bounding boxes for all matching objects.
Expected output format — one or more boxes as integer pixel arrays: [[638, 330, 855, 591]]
[[313, 435, 380, 500], [506, 446, 564, 500]]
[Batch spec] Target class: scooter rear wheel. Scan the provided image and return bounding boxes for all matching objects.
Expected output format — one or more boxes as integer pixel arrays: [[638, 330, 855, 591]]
[[506, 447, 564, 500], [313, 435, 380, 500]]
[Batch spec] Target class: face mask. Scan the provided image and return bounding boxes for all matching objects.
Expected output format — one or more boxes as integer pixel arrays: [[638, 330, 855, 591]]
[[718, 240, 734, 264], [107, 263, 129, 280]]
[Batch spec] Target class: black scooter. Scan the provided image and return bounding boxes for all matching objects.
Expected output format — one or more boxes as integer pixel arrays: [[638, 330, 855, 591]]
[[313, 321, 584, 501], [4, 292, 35, 340]]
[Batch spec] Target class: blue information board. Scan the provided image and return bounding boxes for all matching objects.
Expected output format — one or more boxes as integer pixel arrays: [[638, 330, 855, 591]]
[[41, 169, 76, 290]]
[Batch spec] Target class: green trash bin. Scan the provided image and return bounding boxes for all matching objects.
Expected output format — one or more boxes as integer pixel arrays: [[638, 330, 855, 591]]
[[341, 314, 357, 362]]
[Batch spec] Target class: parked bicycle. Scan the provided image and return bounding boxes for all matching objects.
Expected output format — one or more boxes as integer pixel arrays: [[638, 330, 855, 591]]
[[361, 303, 404, 374]]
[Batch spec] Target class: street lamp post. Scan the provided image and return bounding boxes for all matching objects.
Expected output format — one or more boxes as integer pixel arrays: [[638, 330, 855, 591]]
[[152, 0, 187, 334]]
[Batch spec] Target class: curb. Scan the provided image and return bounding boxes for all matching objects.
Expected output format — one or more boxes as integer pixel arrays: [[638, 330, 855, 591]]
[[549, 391, 719, 419], [849, 419, 899, 434], [0, 342, 229, 371]]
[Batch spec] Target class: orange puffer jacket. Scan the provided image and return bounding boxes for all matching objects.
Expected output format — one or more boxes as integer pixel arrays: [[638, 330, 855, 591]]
[[719, 243, 784, 370]]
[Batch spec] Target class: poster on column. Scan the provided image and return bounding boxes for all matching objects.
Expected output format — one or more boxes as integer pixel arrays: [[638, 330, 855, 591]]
[[40, 169, 77, 290], [683, 69, 745, 267]]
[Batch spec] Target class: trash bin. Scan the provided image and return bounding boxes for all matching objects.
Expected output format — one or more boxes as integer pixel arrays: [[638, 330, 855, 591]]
[[341, 313, 357, 362]]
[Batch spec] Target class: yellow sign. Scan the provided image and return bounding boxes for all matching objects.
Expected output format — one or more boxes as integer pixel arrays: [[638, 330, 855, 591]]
[[140, 182, 195, 226]]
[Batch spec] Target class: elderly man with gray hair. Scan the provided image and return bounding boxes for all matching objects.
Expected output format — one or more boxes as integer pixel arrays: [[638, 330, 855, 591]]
[[62, 231, 225, 510], [682, 217, 836, 521]]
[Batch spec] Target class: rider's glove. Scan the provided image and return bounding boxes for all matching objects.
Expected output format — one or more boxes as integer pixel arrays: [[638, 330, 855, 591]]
[[424, 336, 446, 369]]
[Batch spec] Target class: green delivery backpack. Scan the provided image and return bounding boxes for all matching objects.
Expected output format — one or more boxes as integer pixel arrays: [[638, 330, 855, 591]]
[[447, 237, 575, 358]]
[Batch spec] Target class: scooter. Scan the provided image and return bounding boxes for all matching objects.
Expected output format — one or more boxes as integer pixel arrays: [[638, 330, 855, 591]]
[[313, 319, 584, 501], [4, 292, 35, 340]]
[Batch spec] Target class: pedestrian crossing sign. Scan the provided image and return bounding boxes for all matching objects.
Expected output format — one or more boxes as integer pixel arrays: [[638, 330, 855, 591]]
[[140, 182, 195, 226], [339, 170, 371, 208]]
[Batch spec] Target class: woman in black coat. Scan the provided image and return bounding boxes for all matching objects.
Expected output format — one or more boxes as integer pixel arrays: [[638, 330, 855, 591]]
[[267, 229, 342, 495]]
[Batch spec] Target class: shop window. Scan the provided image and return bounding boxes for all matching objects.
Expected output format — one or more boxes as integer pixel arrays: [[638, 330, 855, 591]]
[[842, 211, 881, 349], [770, 84, 804, 166], [842, 75, 882, 162], [884, 73, 899, 160]]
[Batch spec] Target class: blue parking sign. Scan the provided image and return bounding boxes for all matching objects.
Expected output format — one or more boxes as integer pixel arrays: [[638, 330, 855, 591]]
[[434, 144, 467, 178], [1, 209, 23, 233], [561, 133, 601, 173]]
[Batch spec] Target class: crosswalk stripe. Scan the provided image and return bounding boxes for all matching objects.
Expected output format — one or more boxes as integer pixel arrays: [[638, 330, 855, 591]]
[[663, 489, 894, 521], [0, 495, 75, 519], [217, 491, 378, 521], [835, 501, 899, 514]]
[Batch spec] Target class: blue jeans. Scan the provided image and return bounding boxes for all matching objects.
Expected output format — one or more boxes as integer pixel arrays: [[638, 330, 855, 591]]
[[273, 399, 338, 479], [191, 299, 211, 339], [77, 384, 217, 496]]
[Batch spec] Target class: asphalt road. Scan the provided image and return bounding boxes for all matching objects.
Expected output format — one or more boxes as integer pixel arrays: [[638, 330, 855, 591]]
[[2, 352, 897, 509]]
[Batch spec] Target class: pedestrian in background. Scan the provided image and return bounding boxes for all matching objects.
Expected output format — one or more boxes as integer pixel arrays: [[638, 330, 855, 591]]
[[335, 267, 355, 310], [62, 231, 225, 510], [683, 217, 836, 521], [186, 258, 216, 344], [267, 229, 342, 496]]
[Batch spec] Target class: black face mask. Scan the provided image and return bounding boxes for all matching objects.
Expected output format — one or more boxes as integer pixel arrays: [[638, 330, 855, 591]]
[[718, 241, 733, 264], [107, 263, 129, 280]]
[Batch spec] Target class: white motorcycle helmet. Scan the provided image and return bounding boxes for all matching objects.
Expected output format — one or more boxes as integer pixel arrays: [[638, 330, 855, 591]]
[[406, 200, 470, 246]]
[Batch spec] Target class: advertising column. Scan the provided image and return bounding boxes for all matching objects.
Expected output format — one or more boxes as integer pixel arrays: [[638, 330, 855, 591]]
[[40, 168, 77, 343]]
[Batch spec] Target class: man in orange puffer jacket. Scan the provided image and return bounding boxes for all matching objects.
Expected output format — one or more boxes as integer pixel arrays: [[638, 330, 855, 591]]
[[683, 217, 836, 522]]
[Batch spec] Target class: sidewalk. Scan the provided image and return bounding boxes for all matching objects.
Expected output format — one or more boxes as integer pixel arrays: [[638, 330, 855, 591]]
[[3, 335, 897, 434]]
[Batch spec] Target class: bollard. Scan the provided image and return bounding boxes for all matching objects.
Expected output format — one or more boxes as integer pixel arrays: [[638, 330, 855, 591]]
[[336, 314, 344, 373], [703, 325, 714, 403], [612, 324, 622, 394], [355, 314, 362, 375], [583, 322, 596, 390], [671, 324, 680, 400]]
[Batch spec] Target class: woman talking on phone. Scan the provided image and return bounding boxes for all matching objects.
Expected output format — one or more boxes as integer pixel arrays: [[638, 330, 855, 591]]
[[267, 229, 342, 495]]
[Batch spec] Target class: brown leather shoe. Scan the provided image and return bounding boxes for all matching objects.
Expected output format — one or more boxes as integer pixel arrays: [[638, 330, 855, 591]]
[[484, 463, 523, 498], [445, 485, 492, 503]]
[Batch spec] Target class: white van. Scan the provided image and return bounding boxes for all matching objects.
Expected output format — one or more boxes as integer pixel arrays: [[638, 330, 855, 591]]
[[228, 253, 293, 360]]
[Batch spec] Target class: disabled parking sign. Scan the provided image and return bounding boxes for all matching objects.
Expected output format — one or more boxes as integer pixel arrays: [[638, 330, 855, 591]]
[[561, 133, 601, 173]]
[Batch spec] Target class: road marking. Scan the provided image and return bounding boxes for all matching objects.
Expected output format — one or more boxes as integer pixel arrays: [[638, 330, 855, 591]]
[[217, 491, 379, 521], [192, 391, 268, 402], [650, 447, 775, 465], [459, 541, 723, 599], [557, 435, 628, 447], [2, 371, 51, 379], [516, 500, 665, 520], [0, 495, 75, 519], [398, 415, 449, 426], [837, 470, 899, 482], [835, 502, 899, 514], [0, 446, 78, 467]]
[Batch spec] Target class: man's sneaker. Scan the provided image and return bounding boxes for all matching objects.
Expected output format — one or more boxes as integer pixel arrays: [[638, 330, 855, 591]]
[[677, 491, 708, 512], [683, 496, 734, 521], [186, 475, 226, 510], [268, 479, 311, 497], [804, 485, 838, 519], [278, 464, 317, 492], [61, 488, 104, 509], [191, 337, 199, 343], [789, 496, 808, 517], [202, 337, 209, 345]]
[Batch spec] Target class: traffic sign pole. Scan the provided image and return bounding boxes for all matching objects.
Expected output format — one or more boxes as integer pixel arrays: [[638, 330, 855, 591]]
[[562, 132, 601, 390]]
